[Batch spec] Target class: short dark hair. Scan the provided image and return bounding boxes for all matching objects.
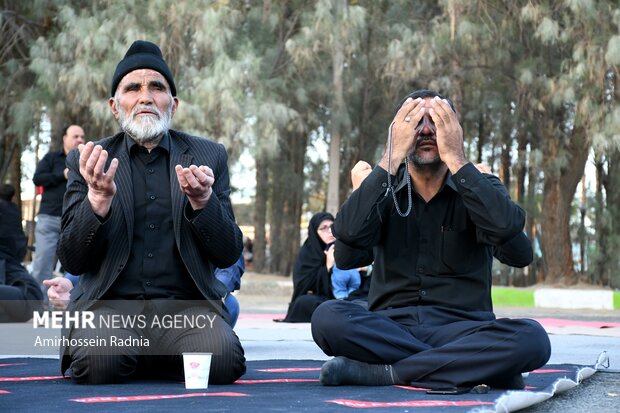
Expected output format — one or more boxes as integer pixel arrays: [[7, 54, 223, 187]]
[[0, 183, 16, 201], [394, 89, 456, 114]]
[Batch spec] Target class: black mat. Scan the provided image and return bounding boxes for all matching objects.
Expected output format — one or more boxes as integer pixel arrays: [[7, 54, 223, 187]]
[[0, 356, 604, 412]]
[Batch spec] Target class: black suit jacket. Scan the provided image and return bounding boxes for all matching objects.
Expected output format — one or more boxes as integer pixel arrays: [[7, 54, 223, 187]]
[[58, 130, 243, 310]]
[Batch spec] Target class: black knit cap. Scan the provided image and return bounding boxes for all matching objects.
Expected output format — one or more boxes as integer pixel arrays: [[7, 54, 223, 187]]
[[110, 40, 176, 97]]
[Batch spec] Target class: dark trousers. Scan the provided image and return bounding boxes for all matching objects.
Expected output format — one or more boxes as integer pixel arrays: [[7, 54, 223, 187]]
[[311, 300, 551, 388], [68, 304, 246, 384]]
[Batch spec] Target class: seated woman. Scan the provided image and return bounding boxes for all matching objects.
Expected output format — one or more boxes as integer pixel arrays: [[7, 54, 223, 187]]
[[0, 184, 43, 322], [280, 212, 336, 322]]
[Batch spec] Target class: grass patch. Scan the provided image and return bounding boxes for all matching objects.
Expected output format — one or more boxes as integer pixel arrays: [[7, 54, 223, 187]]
[[492, 288, 534, 307], [614, 291, 620, 310]]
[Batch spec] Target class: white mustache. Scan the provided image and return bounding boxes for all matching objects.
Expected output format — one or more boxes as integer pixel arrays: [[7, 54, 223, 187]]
[[132, 105, 161, 118]]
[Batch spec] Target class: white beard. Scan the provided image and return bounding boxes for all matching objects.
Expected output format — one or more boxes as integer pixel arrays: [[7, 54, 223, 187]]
[[116, 101, 173, 145]]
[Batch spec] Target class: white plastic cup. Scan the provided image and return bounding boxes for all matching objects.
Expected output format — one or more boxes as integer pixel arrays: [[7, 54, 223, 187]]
[[182, 352, 213, 389]]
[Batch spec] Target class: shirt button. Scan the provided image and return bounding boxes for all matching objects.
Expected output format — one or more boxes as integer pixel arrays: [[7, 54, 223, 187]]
[[147, 253, 153, 258], [150, 195, 156, 200], [460, 178, 466, 183], [149, 224, 155, 229], [146, 281, 152, 286], [381, 182, 387, 188], [420, 290, 427, 296], [417, 267, 424, 273], [148, 168, 154, 174]]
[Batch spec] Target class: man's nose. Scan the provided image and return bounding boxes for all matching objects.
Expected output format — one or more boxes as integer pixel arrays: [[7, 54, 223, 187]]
[[138, 87, 154, 104], [416, 115, 435, 134]]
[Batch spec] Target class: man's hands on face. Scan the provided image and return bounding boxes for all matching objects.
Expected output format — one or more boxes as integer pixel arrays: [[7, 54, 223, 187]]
[[379, 97, 425, 175], [79, 142, 118, 217], [175, 164, 214, 211], [428, 96, 467, 173]]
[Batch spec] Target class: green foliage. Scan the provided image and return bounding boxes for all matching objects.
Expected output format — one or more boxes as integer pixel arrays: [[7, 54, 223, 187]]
[[4, 0, 620, 280]]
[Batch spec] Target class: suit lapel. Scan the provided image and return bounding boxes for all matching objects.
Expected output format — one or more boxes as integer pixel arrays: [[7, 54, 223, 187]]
[[169, 133, 192, 247], [111, 137, 134, 248]]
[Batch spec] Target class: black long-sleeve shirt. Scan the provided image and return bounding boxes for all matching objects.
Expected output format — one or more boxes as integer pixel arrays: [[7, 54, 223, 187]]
[[103, 134, 203, 300], [332, 162, 530, 313], [33, 150, 67, 216]]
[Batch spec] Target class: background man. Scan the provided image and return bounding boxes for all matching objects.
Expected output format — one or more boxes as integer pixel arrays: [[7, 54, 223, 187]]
[[31, 124, 85, 287]]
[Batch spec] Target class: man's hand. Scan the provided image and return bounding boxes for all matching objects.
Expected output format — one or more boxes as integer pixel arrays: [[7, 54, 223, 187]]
[[428, 96, 467, 173], [351, 161, 372, 191], [43, 277, 73, 310], [78, 142, 118, 217], [175, 164, 214, 211], [378, 97, 425, 174]]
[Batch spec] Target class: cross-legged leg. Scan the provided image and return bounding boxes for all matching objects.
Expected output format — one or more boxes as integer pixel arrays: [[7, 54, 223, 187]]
[[311, 300, 551, 389]]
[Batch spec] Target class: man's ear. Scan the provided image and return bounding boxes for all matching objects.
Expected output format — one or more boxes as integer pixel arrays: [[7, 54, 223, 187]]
[[109, 97, 119, 118], [171, 97, 179, 115]]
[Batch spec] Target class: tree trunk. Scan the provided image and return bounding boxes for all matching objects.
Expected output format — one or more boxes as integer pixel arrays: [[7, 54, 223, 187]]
[[540, 124, 589, 285], [592, 154, 608, 285], [514, 123, 527, 204], [526, 132, 540, 285], [252, 154, 269, 273], [603, 71, 620, 288], [326, 0, 346, 215], [604, 151, 620, 288], [269, 128, 306, 275]]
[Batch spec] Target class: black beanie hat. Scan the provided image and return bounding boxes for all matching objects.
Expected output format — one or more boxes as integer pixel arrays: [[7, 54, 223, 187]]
[[110, 40, 176, 97]]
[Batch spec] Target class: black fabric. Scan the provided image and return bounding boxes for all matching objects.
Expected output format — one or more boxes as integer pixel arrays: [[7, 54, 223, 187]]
[[0, 200, 27, 262], [104, 134, 201, 301], [0, 197, 43, 321], [66, 303, 245, 385], [0, 358, 597, 413], [311, 300, 551, 389], [333, 163, 531, 312], [0, 259, 43, 322], [57, 129, 244, 376], [32, 150, 66, 217], [282, 212, 334, 322], [111, 40, 176, 96]]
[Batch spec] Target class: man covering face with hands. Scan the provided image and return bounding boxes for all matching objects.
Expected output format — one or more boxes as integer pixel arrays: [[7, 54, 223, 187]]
[[311, 90, 550, 392]]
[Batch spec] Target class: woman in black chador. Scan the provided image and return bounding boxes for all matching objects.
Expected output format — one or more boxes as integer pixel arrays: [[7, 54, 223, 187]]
[[280, 212, 335, 322]]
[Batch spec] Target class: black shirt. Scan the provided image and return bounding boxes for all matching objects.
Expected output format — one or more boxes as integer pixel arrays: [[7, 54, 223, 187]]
[[103, 134, 203, 300], [33, 150, 67, 216], [332, 162, 528, 313]]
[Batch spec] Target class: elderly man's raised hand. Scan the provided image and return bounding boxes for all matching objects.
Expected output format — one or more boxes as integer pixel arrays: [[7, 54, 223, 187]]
[[78, 142, 118, 217], [175, 164, 214, 211]]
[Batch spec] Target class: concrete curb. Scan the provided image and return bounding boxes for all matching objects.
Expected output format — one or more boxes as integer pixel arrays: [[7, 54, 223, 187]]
[[534, 288, 614, 310]]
